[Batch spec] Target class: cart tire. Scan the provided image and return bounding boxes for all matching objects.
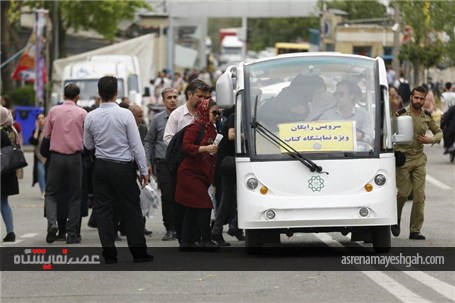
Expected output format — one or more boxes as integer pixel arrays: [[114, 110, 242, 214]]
[[372, 226, 391, 253]]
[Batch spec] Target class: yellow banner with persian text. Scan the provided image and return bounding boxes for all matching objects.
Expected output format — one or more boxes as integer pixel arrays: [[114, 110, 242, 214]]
[[278, 121, 356, 152]]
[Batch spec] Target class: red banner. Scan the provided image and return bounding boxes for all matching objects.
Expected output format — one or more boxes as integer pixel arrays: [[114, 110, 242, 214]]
[[11, 19, 47, 84]]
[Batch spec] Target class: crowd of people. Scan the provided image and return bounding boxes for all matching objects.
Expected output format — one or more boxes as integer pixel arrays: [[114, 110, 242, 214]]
[[1, 68, 454, 261], [0, 74, 242, 263]]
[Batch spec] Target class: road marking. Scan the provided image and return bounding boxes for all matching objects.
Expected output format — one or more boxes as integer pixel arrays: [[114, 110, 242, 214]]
[[362, 271, 431, 303], [20, 233, 40, 238], [317, 233, 436, 303], [1, 240, 24, 245], [403, 271, 455, 301], [426, 175, 452, 190], [314, 233, 346, 248]]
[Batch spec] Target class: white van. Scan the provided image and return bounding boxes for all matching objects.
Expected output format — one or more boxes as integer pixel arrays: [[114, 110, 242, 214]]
[[62, 55, 143, 108]]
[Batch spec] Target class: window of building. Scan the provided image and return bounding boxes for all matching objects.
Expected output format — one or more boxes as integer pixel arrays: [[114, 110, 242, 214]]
[[353, 46, 371, 57]]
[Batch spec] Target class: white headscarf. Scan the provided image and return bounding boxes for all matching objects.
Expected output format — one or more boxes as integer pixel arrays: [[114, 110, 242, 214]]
[[0, 106, 13, 127]]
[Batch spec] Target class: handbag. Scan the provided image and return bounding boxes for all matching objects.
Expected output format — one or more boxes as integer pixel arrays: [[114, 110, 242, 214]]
[[40, 136, 51, 158], [1, 144, 28, 175]]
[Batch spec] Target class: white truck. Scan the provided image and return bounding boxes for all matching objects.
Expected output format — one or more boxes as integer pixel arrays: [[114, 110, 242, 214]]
[[219, 35, 244, 65], [61, 55, 143, 108]]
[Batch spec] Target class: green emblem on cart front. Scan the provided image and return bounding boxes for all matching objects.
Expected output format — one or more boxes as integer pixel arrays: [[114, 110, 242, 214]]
[[308, 176, 325, 192]]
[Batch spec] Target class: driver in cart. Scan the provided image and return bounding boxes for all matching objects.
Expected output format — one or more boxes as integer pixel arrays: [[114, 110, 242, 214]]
[[319, 79, 373, 146]]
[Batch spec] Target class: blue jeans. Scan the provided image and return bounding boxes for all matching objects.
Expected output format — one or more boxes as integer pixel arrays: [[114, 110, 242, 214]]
[[36, 160, 46, 193], [1, 196, 14, 233]]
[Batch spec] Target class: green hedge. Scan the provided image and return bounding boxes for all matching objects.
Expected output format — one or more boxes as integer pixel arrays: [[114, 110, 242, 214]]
[[8, 85, 36, 107]]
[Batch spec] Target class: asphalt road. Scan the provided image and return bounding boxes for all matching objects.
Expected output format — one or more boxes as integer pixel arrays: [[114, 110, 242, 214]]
[[1, 143, 454, 303]]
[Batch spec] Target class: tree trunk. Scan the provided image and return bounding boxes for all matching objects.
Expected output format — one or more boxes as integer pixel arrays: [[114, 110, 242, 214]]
[[413, 61, 420, 88], [1, 0, 13, 94]]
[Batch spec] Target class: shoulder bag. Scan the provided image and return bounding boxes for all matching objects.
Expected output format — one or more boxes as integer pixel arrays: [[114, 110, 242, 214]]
[[1, 129, 28, 175]]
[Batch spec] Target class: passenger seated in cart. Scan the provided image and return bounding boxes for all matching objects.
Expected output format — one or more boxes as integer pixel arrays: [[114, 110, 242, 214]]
[[259, 74, 327, 128]]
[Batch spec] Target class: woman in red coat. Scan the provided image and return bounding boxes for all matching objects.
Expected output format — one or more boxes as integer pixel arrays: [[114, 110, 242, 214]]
[[176, 99, 220, 249]]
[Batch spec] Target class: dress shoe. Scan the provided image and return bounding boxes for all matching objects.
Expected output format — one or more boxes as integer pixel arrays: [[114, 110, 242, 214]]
[[179, 241, 203, 251], [162, 230, 177, 241], [144, 228, 153, 236], [409, 232, 426, 240], [391, 224, 400, 237], [211, 233, 231, 246], [56, 233, 66, 242], [201, 240, 221, 251], [46, 227, 58, 244], [227, 229, 246, 241], [133, 254, 154, 263], [66, 235, 81, 244], [3, 232, 16, 242]]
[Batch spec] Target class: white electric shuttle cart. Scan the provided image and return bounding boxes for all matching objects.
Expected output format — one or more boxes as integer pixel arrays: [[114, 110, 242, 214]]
[[216, 53, 413, 253]]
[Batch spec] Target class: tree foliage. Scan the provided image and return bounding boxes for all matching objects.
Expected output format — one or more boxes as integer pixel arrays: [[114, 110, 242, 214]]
[[394, 0, 454, 83], [23, 0, 150, 58], [320, 0, 387, 19], [248, 17, 320, 51], [25, 0, 150, 41]]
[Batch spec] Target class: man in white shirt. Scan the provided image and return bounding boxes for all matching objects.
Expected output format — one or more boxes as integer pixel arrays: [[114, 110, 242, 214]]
[[163, 79, 211, 144], [441, 82, 455, 113], [320, 79, 373, 145], [84, 76, 152, 264]]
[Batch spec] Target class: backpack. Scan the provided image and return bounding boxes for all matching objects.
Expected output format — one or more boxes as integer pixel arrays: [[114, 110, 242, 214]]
[[165, 123, 205, 173]]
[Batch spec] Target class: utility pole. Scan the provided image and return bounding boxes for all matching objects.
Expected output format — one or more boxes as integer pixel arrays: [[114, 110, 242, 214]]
[[53, 0, 59, 60], [392, 3, 401, 73]]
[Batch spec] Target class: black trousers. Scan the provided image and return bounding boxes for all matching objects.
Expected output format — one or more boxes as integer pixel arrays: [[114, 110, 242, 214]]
[[93, 159, 148, 259], [155, 160, 175, 231], [181, 207, 212, 244], [212, 172, 238, 234], [45, 152, 82, 237]]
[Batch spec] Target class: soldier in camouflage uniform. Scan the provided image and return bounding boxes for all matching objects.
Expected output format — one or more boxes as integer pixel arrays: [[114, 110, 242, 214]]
[[392, 86, 443, 240]]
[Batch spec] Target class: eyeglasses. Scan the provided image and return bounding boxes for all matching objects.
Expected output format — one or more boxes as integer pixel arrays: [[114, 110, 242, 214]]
[[211, 110, 221, 116], [334, 91, 348, 98]]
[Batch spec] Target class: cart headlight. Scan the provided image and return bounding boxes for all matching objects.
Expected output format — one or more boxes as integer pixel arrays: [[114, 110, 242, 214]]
[[359, 207, 370, 217], [374, 174, 386, 186], [246, 178, 258, 190], [265, 210, 276, 220]]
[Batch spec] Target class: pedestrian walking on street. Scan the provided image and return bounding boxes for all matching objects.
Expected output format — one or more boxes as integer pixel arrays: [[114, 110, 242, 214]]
[[29, 113, 47, 200], [176, 99, 220, 250], [128, 103, 153, 236], [163, 79, 211, 144], [144, 87, 178, 241], [162, 79, 211, 244], [0, 107, 19, 242], [43, 83, 87, 244], [84, 76, 153, 264], [211, 112, 245, 246], [392, 86, 443, 240]]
